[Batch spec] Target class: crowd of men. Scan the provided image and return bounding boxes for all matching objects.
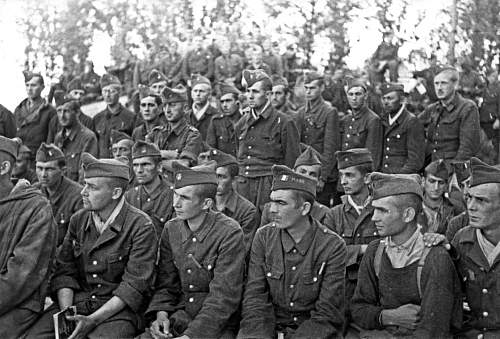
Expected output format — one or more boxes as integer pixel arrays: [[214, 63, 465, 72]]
[[1, 31, 500, 339]]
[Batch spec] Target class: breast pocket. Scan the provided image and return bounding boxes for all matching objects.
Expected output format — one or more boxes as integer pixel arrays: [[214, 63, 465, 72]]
[[261, 132, 282, 158], [264, 263, 284, 296], [346, 125, 368, 147], [439, 114, 460, 138], [65, 152, 81, 179], [105, 249, 130, 282], [299, 263, 326, 302]]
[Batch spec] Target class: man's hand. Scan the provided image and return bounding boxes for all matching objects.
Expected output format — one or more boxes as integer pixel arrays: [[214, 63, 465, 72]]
[[381, 304, 420, 330], [422, 232, 450, 250], [150, 311, 173, 339], [67, 314, 98, 339]]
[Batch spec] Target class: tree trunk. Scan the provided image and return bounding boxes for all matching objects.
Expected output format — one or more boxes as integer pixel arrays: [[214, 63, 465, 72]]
[[447, 0, 458, 64]]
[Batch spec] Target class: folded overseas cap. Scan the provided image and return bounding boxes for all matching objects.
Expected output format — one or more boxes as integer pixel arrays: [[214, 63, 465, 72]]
[[469, 157, 500, 187], [294, 146, 321, 168], [132, 140, 161, 159], [370, 172, 423, 200], [81, 152, 130, 181], [336, 148, 373, 169], [172, 161, 217, 188], [0, 136, 20, 159], [425, 159, 449, 181], [211, 150, 238, 168], [36, 143, 65, 162], [271, 164, 317, 198]]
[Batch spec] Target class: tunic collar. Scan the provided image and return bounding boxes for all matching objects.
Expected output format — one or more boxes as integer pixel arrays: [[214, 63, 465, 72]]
[[91, 195, 125, 234], [476, 229, 500, 267], [385, 225, 425, 268], [281, 219, 315, 255]]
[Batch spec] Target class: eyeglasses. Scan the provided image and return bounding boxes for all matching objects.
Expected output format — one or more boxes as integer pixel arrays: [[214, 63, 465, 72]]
[[140, 103, 157, 108]]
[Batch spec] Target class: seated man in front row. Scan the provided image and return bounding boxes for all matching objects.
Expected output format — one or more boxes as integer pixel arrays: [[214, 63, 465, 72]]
[[238, 164, 346, 339], [27, 153, 158, 338], [350, 172, 462, 338]]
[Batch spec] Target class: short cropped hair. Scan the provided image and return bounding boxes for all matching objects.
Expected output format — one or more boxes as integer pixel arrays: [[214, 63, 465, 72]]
[[195, 183, 217, 202], [353, 163, 373, 176], [291, 190, 315, 214], [392, 193, 423, 216]]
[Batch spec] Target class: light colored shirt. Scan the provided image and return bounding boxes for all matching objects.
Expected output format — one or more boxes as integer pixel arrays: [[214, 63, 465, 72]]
[[192, 101, 210, 121], [476, 229, 500, 267], [92, 196, 125, 234], [251, 100, 271, 121], [422, 202, 439, 233], [385, 225, 425, 268], [347, 194, 370, 215], [388, 103, 405, 126]]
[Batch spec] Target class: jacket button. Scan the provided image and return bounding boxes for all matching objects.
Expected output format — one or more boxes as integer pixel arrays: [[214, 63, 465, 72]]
[[267, 272, 272, 277], [346, 134, 350, 138], [245, 171, 249, 175], [192, 238, 197, 242], [248, 146, 252, 149], [189, 297, 194, 302], [385, 155, 389, 159], [313, 277, 318, 282], [189, 284, 194, 289], [93, 261, 97, 265], [386, 147, 389, 151], [187, 269, 192, 274], [247, 156, 251, 159], [97, 284, 102, 288], [289, 284, 294, 289], [91, 295, 96, 299], [386, 138, 390, 142], [482, 289, 488, 294], [483, 311, 488, 317], [291, 266, 296, 271], [290, 302, 294, 307], [293, 317, 298, 322], [92, 274, 97, 278], [245, 166, 250, 169], [384, 164, 388, 168]]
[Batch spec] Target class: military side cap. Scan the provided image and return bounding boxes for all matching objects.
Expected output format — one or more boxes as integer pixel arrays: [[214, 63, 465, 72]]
[[211, 150, 238, 168], [100, 73, 121, 88], [81, 152, 130, 180], [23, 71, 44, 84], [132, 140, 161, 159], [347, 79, 367, 92], [138, 84, 155, 100], [0, 136, 20, 159], [172, 161, 217, 189], [271, 164, 317, 198], [450, 160, 470, 183], [380, 82, 405, 96], [19, 144, 31, 154], [219, 82, 240, 97], [370, 172, 423, 200], [191, 74, 211, 88], [336, 148, 373, 169], [303, 71, 323, 84], [36, 143, 64, 162], [67, 77, 84, 92], [54, 91, 71, 107], [148, 69, 168, 86], [242, 69, 271, 88], [271, 75, 289, 88], [294, 146, 321, 169], [162, 85, 188, 103], [469, 157, 500, 187], [425, 159, 449, 181], [110, 129, 132, 145]]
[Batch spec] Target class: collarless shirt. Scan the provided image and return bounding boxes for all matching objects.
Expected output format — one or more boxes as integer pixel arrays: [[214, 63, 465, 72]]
[[92, 196, 125, 234], [476, 229, 500, 267], [385, 226, 425, 268]]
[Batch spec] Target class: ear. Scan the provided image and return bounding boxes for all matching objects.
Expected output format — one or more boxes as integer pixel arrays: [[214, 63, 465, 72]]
[[111, 187, 124, 200], [0, 160, 11, 176], [202, 197, 214, 211], [363, 172, 372, 185], [402, 206, 416, 223], [301, 201, 312, 216]]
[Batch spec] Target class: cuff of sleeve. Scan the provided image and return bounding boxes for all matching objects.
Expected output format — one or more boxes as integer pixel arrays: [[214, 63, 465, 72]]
[[180, 150, 196, 161], [51, 276, 80, 293], [113, 282, 144, 312]]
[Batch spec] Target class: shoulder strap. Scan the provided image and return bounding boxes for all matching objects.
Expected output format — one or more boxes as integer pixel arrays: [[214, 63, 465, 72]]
[[416, 246, 432, 299], [374, 241, 385, 278]]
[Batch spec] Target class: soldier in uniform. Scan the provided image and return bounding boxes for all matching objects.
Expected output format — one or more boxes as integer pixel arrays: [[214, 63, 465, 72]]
[[34, 143, 83, 247], [182, 35, 214, 82], [12, 144, 38, 184], [342, 80, 383, 171], [93, 74, 137, 158], [324, 148, 378, 321], [238, 165, 347, 338], [380, 83, 425, 173], [187, 74, 218, 140], [350, 172, 462, 338], [0, 136, 56, 338], [212, 151, 257, 254], [14, 72, 56, 164], [53, 99, 98, 182], [143, 162, 245, 339], [125, 140, 174, 236], [418, 67, 481, 162], [79, 60, 101, 103], [270, 75, 297, 118], [148, 69, 169, 97], [110, 129, 134, 160], [64, 77, 95, 129], [27, 153, 157, 338], [0, 103, 16, 138], [206, 82, 242, 156], [132, 90, 163, 142], [296, 72, 341, 206], [235, 69, 300, 212], [146, 85, 202, 165], [214, 40, 244, 86]]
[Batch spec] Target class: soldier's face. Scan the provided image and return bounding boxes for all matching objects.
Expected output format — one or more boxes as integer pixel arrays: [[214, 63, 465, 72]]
[[36, 160, 63, 189], [423, 174, 447, 200], [102, 85, 120, 105], [57, 103, 78, 128], [340, 166, 367, 196], [371, 196, 408, 237], [347, 86, 367, 110], [246, 82, 268, 109], [304, 80, 323, 101], [191, 84, 210, 105], [173, 185, 210, 221], [111, 140, 133, 159], [382, 91, 402, 115], [295, 164, 321, 180], [140, 97, 159, 122], [13, 157, 29, 176], [150, 81, 167, 96], [25, 77, 44, 99], [197, 151, 212, 165], [133, 156, 159, 185], [216, 166, 233, 196], [271, 85, 287, 108], [434, 72, 456, 101], [466, 183, 500, 231], [164, 102, 185, 122], [269, 189, 309, 229], [81, 177, 121, 211], [220, 94, 238, 114], [68, 89, 85, 100]]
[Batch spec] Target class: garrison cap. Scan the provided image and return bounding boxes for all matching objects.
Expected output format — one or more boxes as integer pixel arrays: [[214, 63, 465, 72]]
[[100, 73, 121, 88], [211, 150, 238, 168], [347, 79, 367, 92], [132, 140, 161, 159], [138, 84, 154, 100], [294, 146, 321, 169], [0, 136, 20, 159], [54, 91, 72, 107], [172, 161, 217, 189], [425, 159, 449, 181], [336, 148, 373, 169], [36, 143, 65, 162], [219, 82, 240, 97], [380, 82, 405, 96], [162, 85, 188, 103], [23, 71, 44, 84], [271, 164, 317, 198], [191, 74, 211, 88], [271, 75, 289, 88], [110, 130, 132, 145], [370, 172, 423, 200], [81, 152, 130, 181], [67, 77, 84, 92], [469, 157, 500, 187], [242, 69, 271, 88], [19, 144, 31, 155], [148, 69, 168, 86], [450, 160, 470, 183], [303, 71, 323, 84]]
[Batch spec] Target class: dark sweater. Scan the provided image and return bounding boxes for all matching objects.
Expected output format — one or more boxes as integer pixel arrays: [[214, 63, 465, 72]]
[[351, 240, 462, 338]]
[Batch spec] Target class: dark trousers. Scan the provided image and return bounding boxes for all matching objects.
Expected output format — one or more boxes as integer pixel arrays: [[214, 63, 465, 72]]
[[0, 307, 40, 338]]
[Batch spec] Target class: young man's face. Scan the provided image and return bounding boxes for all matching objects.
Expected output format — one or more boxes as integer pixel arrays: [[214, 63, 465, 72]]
[[81, 177, 120, 211], [382, 91, 402, 115], [371, 196, 407, 237], [219, 94, 238, 115], [57, 103, 78, 128], [434, 72, 456, 101], [111, 140, 133, 160], [173, 185, 209, 221], [304, 80, 323, 101], [216, 166, 233, 196], [423, 174, 447, 200], [25, 77, 44, 100], [150, 81, 167, 96], [140, 96, 160, 122], [36, 160, 63, 189], [295, 164, 321, 181], [466, 183, 500, 231], [132, 156, 159, 185], [68, 89, 85, 100], [164, 102, 185, 123], [347, 86, 366, 110], [339, 166, 367, 196], [246, 81, 268, 110]]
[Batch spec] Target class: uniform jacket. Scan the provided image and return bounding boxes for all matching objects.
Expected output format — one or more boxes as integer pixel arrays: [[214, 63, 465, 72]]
[[418, 93, 480, 161], [296, 98, 341, 182], [238, 218, 346, 339], [186, 104, 218, 141], [381, 107, 425, 174], [480, 82, 500, 123], [182, 49, 214, 80], [214, 54, 244, 82], [36, 176, 83, 247], [206, 110, 242, 156], [0, 184, 57, 329], [14, 98, 56, 155], [146, 118, 202, 162], [234, 104, 300, 177], [341, 106, 383, 170], [51, 201, 157, 325], [132, 119, 162, 142], [47, 110, 94, 143], [147, 210, 245, 339], [125, 176, 174, 237], [417, 197, 461, 235], [54, 122, 98, 182], [93, 104, 137, 158], [0, 103, 16, 138]]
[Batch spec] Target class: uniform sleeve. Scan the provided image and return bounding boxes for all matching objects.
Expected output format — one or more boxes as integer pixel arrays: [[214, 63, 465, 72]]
[[0, 197, 57, 314], [184, 226, 245, 338], [293, 236, 346, 338], [401, 115, 425, 173], [205, 118, 217, 149], [321, 107, 340, 181], [281, 117, 301, 169], [239, 204, 258, 256], [46, 115, 58, 143], [0, 106, 16, 138], [324, 206, 361, 267], [366, 117, 383, 171], [179, 129, 202, 162], [455, 102, 480, 161], [238, 229, 276, 338], [83, 133, 99, 157]]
